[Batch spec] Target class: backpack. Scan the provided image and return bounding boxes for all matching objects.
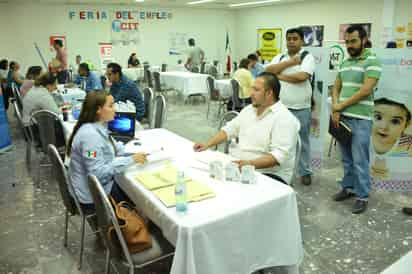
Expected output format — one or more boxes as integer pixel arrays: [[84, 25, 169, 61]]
[[279, 50, 316, 110]]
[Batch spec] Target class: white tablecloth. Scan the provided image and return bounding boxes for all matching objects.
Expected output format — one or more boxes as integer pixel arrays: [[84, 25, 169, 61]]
[[382, 250, 412, 274], [102, 66, 161, 81], [116, 128, 303, 274], [215, 79, 232, 98], [57, 86, 86, 104], [160, 71, 209, 97]]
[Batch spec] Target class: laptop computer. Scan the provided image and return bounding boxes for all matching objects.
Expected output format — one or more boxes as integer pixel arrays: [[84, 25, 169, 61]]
[[108, 112, 136, 143]]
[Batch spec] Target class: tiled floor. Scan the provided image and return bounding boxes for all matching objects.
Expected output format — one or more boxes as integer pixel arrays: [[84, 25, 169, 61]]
[[0, 96, 411, 274]]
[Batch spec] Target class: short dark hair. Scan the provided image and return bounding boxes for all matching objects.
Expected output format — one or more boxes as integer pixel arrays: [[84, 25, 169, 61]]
[[79, 62, 90, 73], [107, 62, 122, 76], [286, 28, 304, 40], [257, 71, 281, 100], [345, 24, 368, 40], [25, 66, 42, 79], [247, 54, 258, 61], [375, 98, 411, 124], [188, 38, 195, 46], [365, 40, 372, 48], [239, 58, 250, 69], [53, 39, 63, 47], [9, 61, 17, 70], [34, 72, 57, 87], [0, 59, 8, 70]]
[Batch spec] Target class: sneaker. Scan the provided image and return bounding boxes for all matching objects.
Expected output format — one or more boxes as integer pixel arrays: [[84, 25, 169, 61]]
[[352, 199, 368, 214], [301, 175, 312, 185], [402, 207, 412, 216], [332, 189, 355, 201]]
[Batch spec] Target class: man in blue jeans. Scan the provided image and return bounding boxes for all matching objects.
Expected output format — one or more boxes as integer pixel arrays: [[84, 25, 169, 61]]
[[331, 25, 382, 214], [266, 27, 315, 185]]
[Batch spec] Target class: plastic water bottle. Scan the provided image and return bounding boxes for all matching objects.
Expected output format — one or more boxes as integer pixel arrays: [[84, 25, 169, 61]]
[[175, 171, 188, 213]]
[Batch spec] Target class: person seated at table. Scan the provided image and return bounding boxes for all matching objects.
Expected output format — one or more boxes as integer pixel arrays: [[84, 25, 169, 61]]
[[67, 91, 147, 213], [106, 62, 145, 121], [227, 58, 254, 111], [194, 72, 300, 184], [73, 63, 102, 93], [20, 66, 43, 97], [248, 53, 265, 79], [22, 72, 61, 125], [4, 61, 24, 110], [128, 53, 141, 68]]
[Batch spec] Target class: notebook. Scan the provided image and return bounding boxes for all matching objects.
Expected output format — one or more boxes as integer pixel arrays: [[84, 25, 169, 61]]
[[108, 112, 136, 142], [328, 117, 352, 146]]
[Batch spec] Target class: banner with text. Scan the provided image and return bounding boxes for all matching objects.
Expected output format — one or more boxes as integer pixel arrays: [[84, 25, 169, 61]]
[[257, 28, 282, 62]]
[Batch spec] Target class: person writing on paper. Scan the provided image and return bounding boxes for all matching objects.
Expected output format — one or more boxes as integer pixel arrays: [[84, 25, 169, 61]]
[[193, 72, 300, 185], [73, 63, 102, 93], [330, 25, 382, 214], [67, 91, 147, 214]]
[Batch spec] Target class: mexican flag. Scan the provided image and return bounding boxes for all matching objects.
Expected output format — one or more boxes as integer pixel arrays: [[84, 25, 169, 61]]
[[225, 31, 231, 74], [86, 151, 97, 158]]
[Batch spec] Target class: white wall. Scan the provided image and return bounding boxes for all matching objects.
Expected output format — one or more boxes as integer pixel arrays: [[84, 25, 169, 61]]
[[233, 0, 412, 61], [0, 2, 236, 72]]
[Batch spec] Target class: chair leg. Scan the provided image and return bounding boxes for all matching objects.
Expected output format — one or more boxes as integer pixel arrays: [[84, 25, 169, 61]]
[[64, 209, 69, 247], [206, 100, 211, 119], [105, 249, 111, 274], [37, 157, 41, 184], [26, 141, 32, 171], [78, 215, 86, 270], [328, 137, 334, 157]]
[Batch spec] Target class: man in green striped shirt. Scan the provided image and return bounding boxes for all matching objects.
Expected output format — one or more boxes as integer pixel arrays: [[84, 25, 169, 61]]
[[331, 25, 382, 214]]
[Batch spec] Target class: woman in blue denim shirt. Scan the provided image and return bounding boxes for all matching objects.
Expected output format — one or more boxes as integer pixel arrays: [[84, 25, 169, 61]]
[[67, 91, 146, 213]]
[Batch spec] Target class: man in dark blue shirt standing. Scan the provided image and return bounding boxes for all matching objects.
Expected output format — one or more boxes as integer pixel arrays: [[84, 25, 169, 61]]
[[106, 62, 145, 121]]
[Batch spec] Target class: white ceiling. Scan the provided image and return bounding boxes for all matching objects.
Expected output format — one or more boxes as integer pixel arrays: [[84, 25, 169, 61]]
[[2, 0, 309, 9]]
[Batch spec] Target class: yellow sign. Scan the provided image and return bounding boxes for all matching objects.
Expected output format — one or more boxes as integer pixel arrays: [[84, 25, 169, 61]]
[[257, 28, 282, 62]]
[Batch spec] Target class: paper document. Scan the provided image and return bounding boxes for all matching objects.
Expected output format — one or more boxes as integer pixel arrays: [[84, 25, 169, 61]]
[[125, 142, 172, 163], [152, 180, 216, 207], [135, 166, 189, 190]]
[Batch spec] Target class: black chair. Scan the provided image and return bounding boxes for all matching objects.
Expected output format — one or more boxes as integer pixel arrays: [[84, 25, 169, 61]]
[[11, 99, 32, 166], [48, 144, 97, 270], [11, 82, 23, 112], [143, 65, 150, 86], [29, 110, 66, 183], [152, 71, 163, 94], [206, 76, 227, 119], [146, 69, 153, 89], [88, 175, 174, 274], [152, 95, 167, 129], [161, 64, 167, 72], [141, 87, 154, 127], [230, 78, 245, 111], [200, 62, 206, 74]]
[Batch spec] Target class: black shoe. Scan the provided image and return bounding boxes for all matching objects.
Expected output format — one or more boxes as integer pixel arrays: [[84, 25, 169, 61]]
[[352, 200, 368, 214], [332, 189, 355, 201], [402, 207, 412, 216], [301, 175, 312, 185]]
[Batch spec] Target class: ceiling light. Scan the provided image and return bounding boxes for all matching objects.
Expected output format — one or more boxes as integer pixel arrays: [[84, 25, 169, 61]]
[[229, 0, 281, 7], [135, 0, 144, 2], [187, 0, 217, 5]]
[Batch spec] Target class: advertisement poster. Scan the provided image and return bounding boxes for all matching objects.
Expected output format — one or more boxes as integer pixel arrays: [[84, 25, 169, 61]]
[[169, 32, 189, 55], [370, 49, 412, 192], [257, 28, 282, 62], [339, 23, 371, 43], [300, 25, 324, 47], [98, 42, 114, 68]]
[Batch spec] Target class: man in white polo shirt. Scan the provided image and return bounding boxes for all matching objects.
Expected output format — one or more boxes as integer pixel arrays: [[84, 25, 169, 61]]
[[266, 27, 316, 186], [193, 72, 300, 185]]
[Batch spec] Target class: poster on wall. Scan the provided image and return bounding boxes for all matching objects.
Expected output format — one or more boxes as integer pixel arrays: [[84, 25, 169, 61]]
[[49, 35, 66, 51], [339, 23, 371, 43], [169, 32, 189, 55], [257, 28, 282, 62], [370, 49, 412, 192], [300, 25, 324, 47], [394, 25, 406, 48], [111, 11, 140, 45], [98, 42, 114, 68]]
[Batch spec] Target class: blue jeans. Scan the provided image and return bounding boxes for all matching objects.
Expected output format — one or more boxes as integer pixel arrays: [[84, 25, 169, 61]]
[[338, 116, 372, 199], [289, 108, 312, 177]]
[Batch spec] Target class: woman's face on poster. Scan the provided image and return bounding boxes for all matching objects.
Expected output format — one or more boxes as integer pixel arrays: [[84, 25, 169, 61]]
[[372, 103, 409, 154]]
